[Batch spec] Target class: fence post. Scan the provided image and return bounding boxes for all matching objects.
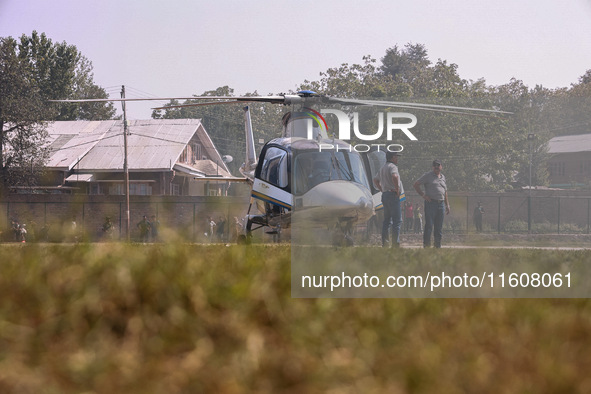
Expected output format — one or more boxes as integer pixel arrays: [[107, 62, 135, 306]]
[[466, 196, 469, 234], [587, 198, 591, 234], [193, 203, 196, 242], [527, 196, 531, 233], [557, 197, 561, 234], [498, 196, 501, 234], [119, 202, 123, 240]]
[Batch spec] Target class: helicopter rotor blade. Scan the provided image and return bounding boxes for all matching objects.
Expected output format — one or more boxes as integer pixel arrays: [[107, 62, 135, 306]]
[[50, 92, 512, 116], [49, 95, 287, 104], [325, 97, 513, 115], [49, 97, 207, 103], [151, 100, 244, 110]]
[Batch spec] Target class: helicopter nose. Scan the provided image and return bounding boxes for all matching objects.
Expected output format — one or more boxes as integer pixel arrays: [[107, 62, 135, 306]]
[[300, 180, 374, 222]]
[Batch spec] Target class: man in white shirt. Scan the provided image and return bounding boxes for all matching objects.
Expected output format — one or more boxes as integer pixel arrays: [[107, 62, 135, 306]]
[[373, 151, 405, 247]]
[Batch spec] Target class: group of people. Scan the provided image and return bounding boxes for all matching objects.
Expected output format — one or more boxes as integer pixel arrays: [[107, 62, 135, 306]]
[[206, 216, 226, 242], [10, 219, 27, 243], [403, 201, 423, 234], [373, 152, 450, 248], [205, 216, 244, 243]]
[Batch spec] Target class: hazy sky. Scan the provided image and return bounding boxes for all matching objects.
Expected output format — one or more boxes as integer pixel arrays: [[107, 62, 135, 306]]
[[2, 0, 591, 119]]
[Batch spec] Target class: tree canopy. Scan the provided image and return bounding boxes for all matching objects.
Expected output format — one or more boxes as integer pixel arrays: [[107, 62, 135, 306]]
[[17, 31, 116, 121]]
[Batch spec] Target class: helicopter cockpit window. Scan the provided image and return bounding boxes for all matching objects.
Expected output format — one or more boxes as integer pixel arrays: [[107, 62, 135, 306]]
[[260, 147, 288, 188], [293, 151, 370, 194], [334, 151, 369, 186]]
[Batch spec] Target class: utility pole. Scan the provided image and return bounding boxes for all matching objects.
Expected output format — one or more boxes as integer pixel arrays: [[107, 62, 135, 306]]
[[121, 85, 131, 241]]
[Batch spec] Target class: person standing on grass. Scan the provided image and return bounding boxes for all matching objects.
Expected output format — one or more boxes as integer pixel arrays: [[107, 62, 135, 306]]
[[405, 201, 414, 233], [137, 215, 151, 243], [414, 204, 423, 233], [150, 215, 160, 242], [373, 151, 405, 248], [413, 159, 450, 248], [473, 201, 484, 233]]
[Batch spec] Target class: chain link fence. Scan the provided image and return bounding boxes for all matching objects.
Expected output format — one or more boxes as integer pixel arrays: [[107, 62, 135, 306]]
[[424, 193, 591, 235]]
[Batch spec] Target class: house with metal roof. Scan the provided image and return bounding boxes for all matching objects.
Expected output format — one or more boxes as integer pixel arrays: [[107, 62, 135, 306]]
[[44, 119, 234, 196], [548, 133, 591, 188]]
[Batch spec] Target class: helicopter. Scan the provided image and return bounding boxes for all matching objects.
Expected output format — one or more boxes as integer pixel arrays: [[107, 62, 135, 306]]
[[51, 90, 510, 244], [237, 103, 374, 245]]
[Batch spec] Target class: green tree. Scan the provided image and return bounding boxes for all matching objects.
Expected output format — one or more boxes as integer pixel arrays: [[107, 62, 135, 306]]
[[0, 36, 49, 194], [301, 56, 395, 98], [380, 43, 433, 97], [0, 32, 115, 195], [18, 31, 116, 120], [558, 70, 591, 137]]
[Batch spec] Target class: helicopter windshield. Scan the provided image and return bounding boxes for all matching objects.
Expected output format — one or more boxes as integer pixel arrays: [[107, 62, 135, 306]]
[[293, 150, 370, 195]]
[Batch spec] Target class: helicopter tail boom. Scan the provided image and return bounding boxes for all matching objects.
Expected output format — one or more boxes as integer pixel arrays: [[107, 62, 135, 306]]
[[239, 106, 258, 180]]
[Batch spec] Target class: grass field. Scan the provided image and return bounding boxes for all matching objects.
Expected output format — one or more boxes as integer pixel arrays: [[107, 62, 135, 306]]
[[1, 243, 591, 393]]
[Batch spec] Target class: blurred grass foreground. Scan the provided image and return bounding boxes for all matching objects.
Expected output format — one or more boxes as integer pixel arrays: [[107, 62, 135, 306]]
[[1, 243, 591, 393]]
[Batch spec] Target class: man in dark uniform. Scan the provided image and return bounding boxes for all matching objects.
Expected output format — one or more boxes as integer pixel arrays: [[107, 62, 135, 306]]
[[413, 159, 450, 248], [373, 151, 405, 247], [473, 201, 484, 232]]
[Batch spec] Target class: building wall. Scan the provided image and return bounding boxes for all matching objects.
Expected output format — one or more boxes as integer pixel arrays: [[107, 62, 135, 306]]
[[548, 151, 591, 186], [61, 171, 184, 197]]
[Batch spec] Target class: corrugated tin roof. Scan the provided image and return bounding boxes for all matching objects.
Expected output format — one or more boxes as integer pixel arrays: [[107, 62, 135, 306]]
[[45, 119, 229, 173], [46, 121, 117, 170], [548, 133, 591, 154], [175, 160, 233, 178], [65, 173, 94, 182]]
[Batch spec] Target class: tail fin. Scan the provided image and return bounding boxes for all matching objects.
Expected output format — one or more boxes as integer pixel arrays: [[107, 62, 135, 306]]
[[239, 106, 257, 180]]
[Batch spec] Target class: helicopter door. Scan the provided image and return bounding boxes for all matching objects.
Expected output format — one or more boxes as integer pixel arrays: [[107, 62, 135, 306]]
[[363, 150, 386, 194], [253, 146, 292, 213]]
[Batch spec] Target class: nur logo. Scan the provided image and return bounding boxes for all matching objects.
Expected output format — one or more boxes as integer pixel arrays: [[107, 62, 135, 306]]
[[304, 108, 418, 142]]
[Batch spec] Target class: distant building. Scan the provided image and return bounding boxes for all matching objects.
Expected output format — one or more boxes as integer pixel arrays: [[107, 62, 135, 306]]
[[39, 119, 234, 196], [547, 133, 591, 188]]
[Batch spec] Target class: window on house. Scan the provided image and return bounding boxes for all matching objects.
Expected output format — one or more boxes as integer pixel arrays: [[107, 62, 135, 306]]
[[171, 183, 180, 196], [180, 146, 189, 163], [129, 183, 152, 196], [109, 184, 124, 195], [192, 143, 202, 163], [90, 183, 103, 195], [549, 162, 566, 177]]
